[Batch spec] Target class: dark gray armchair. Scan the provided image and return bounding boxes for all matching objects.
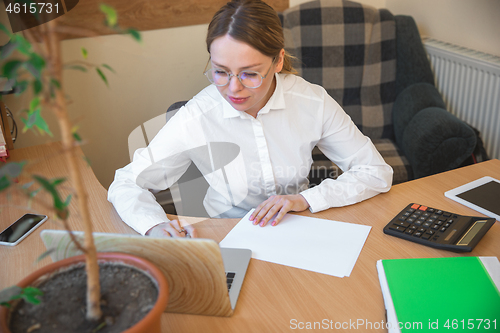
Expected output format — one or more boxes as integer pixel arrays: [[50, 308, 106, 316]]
[[280, 0, 476, 184]]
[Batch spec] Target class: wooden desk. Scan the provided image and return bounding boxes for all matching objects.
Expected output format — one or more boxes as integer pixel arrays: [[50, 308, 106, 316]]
[[1, 143, 499, 332]]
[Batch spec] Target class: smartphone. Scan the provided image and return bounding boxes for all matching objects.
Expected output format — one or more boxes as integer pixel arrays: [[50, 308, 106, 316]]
[[0, 214, 48, 246]]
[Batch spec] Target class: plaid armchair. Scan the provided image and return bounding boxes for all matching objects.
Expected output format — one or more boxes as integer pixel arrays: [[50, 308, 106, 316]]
[[281, 0, 476, 184]]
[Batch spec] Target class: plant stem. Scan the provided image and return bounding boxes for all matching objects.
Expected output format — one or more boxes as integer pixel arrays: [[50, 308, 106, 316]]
[[45, 20, 102, 321]]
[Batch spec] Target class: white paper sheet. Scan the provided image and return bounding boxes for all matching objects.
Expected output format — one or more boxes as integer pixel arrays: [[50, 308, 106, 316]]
[[219, 209, 371, 278]]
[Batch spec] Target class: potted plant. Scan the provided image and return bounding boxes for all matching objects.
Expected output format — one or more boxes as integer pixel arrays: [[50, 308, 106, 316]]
[[0, 4, 168, 332]]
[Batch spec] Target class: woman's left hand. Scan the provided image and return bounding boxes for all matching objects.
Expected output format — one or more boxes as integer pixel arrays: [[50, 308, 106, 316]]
[[249, 194, 310, 227]]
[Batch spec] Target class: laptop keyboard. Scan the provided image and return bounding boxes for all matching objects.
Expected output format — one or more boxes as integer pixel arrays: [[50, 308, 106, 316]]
[[226, 272, 236, 291]]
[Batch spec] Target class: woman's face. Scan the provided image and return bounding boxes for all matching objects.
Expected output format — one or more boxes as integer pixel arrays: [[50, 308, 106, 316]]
[[209, 35, 284, 118]]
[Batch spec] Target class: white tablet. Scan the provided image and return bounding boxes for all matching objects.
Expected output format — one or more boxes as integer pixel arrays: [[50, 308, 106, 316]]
[[445, 176, 500, 221]]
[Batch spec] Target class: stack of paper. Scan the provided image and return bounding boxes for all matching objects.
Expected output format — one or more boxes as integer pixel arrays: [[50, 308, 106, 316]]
[[219, 209, 371, 278]]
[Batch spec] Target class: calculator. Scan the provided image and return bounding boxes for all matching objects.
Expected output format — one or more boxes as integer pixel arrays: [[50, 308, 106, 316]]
[[383, 203, 496, 252]]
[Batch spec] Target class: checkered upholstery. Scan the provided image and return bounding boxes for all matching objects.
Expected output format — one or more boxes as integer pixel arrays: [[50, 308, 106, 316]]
[[283, 0, 396, 140], [281, 0, 412, 184], [309, 139, 412, 186]]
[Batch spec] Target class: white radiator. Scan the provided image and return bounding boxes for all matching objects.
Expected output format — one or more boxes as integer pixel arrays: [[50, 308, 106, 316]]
[[423, 38, 500, 160]]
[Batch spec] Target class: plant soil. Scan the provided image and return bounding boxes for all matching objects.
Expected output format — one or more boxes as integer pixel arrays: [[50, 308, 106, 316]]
[[9, 263, 158, 333]]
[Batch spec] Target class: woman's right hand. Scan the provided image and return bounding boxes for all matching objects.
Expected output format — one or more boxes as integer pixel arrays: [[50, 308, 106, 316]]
[[145, 219, 197, 238]]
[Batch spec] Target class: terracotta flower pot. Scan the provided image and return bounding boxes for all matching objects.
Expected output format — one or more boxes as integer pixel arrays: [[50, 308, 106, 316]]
[[0, 252, 169, 333]]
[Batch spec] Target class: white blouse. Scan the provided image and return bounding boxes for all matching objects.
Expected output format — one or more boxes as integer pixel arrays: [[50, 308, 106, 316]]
[[108, 74, 393, 235]]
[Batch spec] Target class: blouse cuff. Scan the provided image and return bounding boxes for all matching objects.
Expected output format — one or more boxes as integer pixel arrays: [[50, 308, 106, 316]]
[[132, 215, 170, 236], [300, 187, 330, 213]]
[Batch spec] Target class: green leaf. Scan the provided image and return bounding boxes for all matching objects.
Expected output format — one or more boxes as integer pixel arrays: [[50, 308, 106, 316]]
[[22, 109, 52, 136], [83, 156, 92, 167], [0, 161, 25, 179], [14, 80, 29, 95], [2, 60, 23, 79], [26, 53, 45, 79], [128, 29, 143, 43], [0, 41, 18, 59], [81, 47, 88, 59], [51, 178, 66, 187], [0, 161, 26, 190], [64, 194, 72, 207], [0, 286, 22, 304], [101, 64, 115, 73], [0, 23, 12, 37], [0, 176, 10, 191], [73, 131, 82, 142], [100, 4, 118, 27], [11, 34, 31, 55], [126, 28, 142, 43], [24, 294, 40, 304], [33, 79, 42, 95], [35, 248, 56, 263], [50, 78, 61, 89], [67, 65, 87, 72], [96, 68, 108, 87], [29, 97, 40, 112], [33, 175, 67, 212], [23, 287, 43, 297], [0, 286, 41, 306]]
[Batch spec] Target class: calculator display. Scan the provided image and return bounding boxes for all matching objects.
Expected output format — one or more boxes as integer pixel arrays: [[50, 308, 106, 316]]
[[457, 221, 486, 246]]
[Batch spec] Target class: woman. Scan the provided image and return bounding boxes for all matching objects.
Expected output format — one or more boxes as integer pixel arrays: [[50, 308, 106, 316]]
[[108, 0, 393, 238]]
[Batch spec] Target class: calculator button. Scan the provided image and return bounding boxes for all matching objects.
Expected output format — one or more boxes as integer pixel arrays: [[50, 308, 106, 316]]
[[419, 206, 428, 211], [443, 212, 451, 218], [413, 231, 423, 237], [418, 227, 426, 233], [395, 221, 410, 228], [427, 230, 435, 235], [410, 225, 418, 230], [427, 218, 436, 224], [411, 214, 419, 219], [418, 216, 426, 221], [423, 222, 432, 228], [427, 208, 435, 213], [422, 212, 431, 217], [389, 224, 406, 232], [405, 229, 414, 235], [447, 219, 454, 224], [398, 216, 407, 221], [444, 223, 451, 228], [440, 227, 447, 232], [435, 210, 443, 215], [421, 234, 431, 240], [436, 221, 443, 225], [431, 215, 439, 219], [411, 204, 420, 210], [414, 221, 422, 226], [432, 224, 439, 230], [407, 218, 415, 223]]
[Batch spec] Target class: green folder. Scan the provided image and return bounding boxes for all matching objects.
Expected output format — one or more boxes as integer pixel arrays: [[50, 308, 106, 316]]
[[379, 257, 500, 332]]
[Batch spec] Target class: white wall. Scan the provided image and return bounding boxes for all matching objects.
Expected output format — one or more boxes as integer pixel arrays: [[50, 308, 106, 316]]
[[385, 0, 500, 57], [4, 24, 211, 188], [3, 0, 499, 189]]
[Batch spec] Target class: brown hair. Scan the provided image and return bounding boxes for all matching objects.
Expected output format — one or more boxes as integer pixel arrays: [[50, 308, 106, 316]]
[[206, 0, 297, 74]]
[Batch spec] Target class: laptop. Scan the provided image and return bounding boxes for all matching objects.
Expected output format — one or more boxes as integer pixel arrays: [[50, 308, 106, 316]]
[[40, 230, 251, 317]]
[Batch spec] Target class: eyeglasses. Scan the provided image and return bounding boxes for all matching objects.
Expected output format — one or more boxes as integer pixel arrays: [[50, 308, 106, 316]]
[[204, 57, 276, 89]]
